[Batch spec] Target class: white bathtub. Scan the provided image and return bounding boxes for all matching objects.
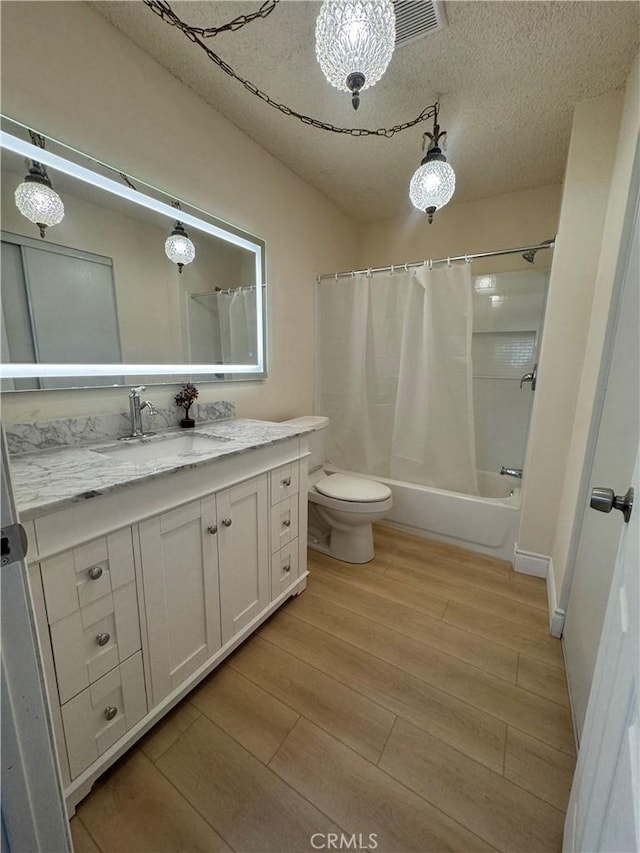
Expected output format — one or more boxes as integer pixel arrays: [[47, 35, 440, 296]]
[[327, 468, 521, 562]]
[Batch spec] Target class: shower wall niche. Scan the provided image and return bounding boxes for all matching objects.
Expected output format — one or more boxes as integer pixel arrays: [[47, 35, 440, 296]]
[[472, 269, 549, 473]]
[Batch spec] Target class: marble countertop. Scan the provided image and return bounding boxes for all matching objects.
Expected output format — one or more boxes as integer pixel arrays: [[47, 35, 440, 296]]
[[10, 418, 313, 521]]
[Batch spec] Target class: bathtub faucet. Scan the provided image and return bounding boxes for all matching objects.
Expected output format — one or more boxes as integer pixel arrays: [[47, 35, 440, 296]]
[[500, 466, 523, 479]]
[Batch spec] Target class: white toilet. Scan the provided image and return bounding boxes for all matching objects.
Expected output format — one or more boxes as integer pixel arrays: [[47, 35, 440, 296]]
[[284, 416, 392, 564]]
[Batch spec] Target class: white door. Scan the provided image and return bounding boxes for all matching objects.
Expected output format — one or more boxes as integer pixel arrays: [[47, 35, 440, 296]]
[[564, 448, 639, 852], [1, 429, 71, 851], [138, 496, 221, 705], [217, 475, 269, 643], [562, 177, 639, 737]]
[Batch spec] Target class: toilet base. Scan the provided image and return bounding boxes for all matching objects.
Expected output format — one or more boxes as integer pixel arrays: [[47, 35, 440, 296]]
[[308, 523, 375, 564]]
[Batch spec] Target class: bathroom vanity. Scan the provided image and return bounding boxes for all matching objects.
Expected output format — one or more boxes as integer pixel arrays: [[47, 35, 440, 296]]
[[8, 417, 311, 813]]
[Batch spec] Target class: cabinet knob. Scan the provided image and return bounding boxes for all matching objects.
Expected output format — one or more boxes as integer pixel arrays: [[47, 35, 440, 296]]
[[282, 519, 291, 528], [96, 632, 111, 647], [87, 566, 103, 581], [103, 706, 118, 721], [208, 524, 218, 535], [283, 564, 291, 573], [282, 477, 292, 487], [222, 518, 233, 527]]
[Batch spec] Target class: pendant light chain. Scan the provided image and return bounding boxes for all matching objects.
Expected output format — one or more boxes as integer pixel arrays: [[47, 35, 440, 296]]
[[147, 0, 281, 39], [143, 0, 436, 138]]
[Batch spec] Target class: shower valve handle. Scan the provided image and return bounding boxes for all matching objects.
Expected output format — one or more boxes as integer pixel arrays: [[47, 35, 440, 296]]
[[520, 363, 537, 390]]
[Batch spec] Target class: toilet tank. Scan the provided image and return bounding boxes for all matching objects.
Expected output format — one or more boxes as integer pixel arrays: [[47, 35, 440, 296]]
[[282, 416, 329, 473]]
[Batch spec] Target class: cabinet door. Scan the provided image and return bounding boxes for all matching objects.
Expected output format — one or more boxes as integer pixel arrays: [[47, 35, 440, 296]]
[[138, 497, 221, 704], [61, 652, 146, 780], [271, 539, 299, 600], [217, 475, 269, 643]]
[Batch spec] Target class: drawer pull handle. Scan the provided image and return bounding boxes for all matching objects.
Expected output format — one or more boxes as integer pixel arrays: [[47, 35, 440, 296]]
[[96, 632, 111, 647], [282, 477, 292, 487], [222, 518, 233, 527], [87, 566, 103, 581], [208, 524, 218, 535], [104, 706, 118, 721], [282, 519, 291, 528], [283, 564, 291, 573]]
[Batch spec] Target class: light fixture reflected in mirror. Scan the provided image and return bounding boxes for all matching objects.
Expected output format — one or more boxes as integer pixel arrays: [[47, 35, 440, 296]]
[[409, 102, 455, 223], [165, 202, 196, 273], [14, 131, 65, 238], [315, 0, 396, 109]]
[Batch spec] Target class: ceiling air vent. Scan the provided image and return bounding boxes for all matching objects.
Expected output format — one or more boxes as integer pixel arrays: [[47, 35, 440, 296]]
[[393, 0, 447, 47]]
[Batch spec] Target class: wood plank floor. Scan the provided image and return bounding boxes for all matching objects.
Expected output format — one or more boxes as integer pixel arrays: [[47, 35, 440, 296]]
[[71, 526, 575, 853]]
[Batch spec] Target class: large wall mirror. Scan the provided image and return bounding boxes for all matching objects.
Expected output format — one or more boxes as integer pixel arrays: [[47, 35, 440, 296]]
[[0, 116, 267, 391]]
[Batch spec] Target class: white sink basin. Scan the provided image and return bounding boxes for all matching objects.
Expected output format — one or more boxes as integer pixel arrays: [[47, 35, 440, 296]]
[[96, 432, 232, 463]]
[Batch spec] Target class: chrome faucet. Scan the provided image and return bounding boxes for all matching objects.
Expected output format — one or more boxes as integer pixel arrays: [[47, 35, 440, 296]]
[[122, 386, 158, 439], [500, 466, 523, 479]]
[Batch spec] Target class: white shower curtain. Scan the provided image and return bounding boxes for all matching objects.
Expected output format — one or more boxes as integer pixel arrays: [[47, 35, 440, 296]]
[[316, 263, 479, 495], [218, 288, 258, 364]]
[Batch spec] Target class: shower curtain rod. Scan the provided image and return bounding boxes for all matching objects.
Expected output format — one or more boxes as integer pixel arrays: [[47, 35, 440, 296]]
[[316, 238, 556, 282], [189, 284, 262, 297]]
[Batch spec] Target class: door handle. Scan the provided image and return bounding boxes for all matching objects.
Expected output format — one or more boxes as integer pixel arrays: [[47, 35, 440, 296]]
[[1, 523, 28, 567], [590, 487, 634, 523]]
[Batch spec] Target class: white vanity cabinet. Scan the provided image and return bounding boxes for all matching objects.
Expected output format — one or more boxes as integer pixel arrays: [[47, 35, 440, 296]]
[[24, 432, 309, 812], [37, 528, 147, 781], [269, 463, 302, 600], [138, 495, 222, 706], [216, 475, 269, 643], [138, 474, 270, 705]]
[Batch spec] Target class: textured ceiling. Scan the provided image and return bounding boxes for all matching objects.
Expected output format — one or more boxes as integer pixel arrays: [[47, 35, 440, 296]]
[[91, 1, 639, 223]]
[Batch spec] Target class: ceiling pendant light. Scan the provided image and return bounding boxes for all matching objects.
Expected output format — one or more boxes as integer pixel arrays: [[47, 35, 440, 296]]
[[315, 0, 396, 110], [14, 132, 65, 238], [409, 102, 455, 223], [165, 203, 196, 274]]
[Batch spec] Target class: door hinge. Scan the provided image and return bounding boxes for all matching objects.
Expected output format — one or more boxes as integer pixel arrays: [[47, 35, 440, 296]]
[[1, 523, 28, 567]]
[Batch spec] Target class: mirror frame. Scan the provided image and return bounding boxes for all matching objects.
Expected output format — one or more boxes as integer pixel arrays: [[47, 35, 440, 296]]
[[0, 121, 267, 385]]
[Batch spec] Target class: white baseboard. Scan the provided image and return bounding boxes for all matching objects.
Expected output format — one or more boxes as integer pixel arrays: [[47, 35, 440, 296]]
[[513, 546, 549, 578], [546, 557, 566, 638]]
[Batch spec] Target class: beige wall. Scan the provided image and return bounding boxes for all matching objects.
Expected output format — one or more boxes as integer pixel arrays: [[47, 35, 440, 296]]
[[517, 90, 626, 564], [551, 56, 639, 604], [0, 1, 356, 424], [358, 183, 563, 277]]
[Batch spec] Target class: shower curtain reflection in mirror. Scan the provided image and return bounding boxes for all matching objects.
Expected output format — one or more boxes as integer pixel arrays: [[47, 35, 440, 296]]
[[187, 286, 259, 366], [317, 263, 480, 496]]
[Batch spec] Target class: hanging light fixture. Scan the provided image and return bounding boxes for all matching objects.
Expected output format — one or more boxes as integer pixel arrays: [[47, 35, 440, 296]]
[[164, 202, 196, 274], [409, 102, 455, 223], [14, 132, 65, 238], [315, 0, 396, 110]]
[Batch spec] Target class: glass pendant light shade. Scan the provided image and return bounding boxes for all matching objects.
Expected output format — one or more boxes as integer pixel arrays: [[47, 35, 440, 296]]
[[315, 0, 395, 109], [409, 102, 455, 224], [15, 165, 65, 238], [409, 159, 456, 222], [165, 222, 196, 273]]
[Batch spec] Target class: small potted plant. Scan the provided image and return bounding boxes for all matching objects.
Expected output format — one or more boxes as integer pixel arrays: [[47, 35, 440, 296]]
[[175, 382, 199, 428]]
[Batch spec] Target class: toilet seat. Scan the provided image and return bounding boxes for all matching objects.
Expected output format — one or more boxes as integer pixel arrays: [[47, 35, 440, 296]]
[[315, 473, 392, 503]]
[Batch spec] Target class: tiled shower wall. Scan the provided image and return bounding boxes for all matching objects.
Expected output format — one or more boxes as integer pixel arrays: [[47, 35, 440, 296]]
[[472, 269, 549, 474]]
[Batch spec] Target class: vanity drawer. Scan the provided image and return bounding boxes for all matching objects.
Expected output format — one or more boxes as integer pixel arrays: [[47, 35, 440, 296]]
[[50, 581, 141, 705], [270, 496, 299, 553], [271, 539, 299, 600], [61, 651, 147, 780], [270, 462, 299, 505], [40, 529, 135, 624]]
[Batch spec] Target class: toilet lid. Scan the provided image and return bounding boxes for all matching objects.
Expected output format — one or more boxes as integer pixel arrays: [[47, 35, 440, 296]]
[[315, 474, 392, 502]]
